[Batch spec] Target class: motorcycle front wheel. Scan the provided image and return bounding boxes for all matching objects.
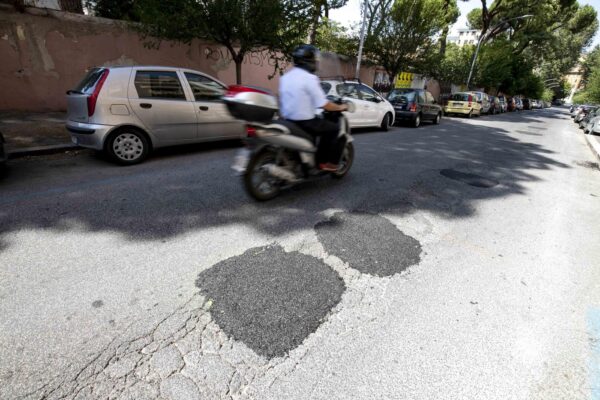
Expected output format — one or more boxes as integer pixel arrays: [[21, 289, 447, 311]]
[[244, 148, 281, 201], [331, 142, 354, 179]]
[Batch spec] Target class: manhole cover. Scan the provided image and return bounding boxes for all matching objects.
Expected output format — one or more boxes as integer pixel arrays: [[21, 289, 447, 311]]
[[440, 169, 499, 188], [196, 245, 344, 359], [315, 212, 422, 277]]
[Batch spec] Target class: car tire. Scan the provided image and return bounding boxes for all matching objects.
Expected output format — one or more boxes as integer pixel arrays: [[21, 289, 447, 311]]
[[106, 128, 150, 165], [433, 112, 441, 125], [413, 113, 421, 128], [467, 110, 473, 118], [380, 113, 392, 131]]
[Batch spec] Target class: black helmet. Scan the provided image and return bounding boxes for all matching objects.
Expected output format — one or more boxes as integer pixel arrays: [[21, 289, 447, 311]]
[[292, 44, 320, 73]]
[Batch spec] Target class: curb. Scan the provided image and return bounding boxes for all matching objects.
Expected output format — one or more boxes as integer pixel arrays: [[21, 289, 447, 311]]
[[8, 143, 80, 159], [583, 132, 600, 163]]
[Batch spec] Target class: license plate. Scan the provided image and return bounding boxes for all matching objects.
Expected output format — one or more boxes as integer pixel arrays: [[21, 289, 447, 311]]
[[231, 148, 250, 174], [453, 102, 463, 106]]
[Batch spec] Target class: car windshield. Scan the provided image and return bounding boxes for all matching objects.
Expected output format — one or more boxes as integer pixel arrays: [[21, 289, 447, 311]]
[[450, 93, 469, 101], [388, 90, 415, 104]]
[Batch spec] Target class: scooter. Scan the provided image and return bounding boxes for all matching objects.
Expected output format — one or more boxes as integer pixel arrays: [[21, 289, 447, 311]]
[[224, 85, 355, 201]]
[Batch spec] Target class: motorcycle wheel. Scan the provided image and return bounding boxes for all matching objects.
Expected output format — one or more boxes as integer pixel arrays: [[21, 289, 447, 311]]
[[331, 142, 354, 180], [244, 149, 281, 201]]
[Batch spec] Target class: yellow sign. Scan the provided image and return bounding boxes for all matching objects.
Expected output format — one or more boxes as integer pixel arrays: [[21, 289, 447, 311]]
[[395, 72, 414, 88]]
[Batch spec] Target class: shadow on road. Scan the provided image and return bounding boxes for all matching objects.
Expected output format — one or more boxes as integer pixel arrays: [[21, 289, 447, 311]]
[[0, 110, 570, 251]]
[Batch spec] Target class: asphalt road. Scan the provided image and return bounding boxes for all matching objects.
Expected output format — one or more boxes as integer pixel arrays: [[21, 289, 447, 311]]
[[1, 108, 599, 400]]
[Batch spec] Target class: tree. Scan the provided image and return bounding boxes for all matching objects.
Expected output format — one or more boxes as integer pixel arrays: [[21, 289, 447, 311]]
[[306, 0, 348, 45], [314, 18, 359, 58], [137, 0, 311, 84], [438, 0, 461, 56], [364, 0, 446, 85], [85, 0, 139, 21]]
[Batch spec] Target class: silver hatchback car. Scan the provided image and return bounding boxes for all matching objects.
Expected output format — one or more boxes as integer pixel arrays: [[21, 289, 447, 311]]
[[66, 66, 244, 164]]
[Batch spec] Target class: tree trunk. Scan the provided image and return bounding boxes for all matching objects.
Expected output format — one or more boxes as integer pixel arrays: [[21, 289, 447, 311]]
[[235, 59, 242, 85], [439, 27, 449, 56], [309, 3, 322, 44]]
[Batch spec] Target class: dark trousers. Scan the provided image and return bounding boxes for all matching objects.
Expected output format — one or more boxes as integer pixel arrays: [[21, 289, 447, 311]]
[[292, 118, 345, 164]]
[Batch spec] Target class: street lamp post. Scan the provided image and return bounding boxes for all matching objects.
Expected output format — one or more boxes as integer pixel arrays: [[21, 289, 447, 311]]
[[355, 0, 368, 79], [465, 15, 533, 89]]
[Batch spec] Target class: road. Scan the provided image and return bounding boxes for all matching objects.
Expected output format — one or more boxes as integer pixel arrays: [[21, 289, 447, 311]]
[[1, 108, 599, 400]]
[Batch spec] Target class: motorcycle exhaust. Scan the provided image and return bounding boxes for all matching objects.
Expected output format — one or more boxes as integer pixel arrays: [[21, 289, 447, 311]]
[[264, 164, 298, 182]]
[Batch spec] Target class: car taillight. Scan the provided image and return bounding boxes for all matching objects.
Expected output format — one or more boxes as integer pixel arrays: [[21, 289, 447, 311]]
[[225, 85, 270, 98], [87, 69, 109, 117], [246, 125, 257, 138], [409, 102, 417, 112]]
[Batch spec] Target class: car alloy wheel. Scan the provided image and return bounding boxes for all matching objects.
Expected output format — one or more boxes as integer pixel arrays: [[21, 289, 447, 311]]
[[434, 113, 441, 124], [108, 130, 150, 165], [413, 114, 421, 128]]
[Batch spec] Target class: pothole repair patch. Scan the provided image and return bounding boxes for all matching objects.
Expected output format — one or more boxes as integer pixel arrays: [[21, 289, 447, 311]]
[[440, 169, 499, 188], [315, 212, 422, 277], [196, 245, 345, 359], [574, 160, 599, 170]]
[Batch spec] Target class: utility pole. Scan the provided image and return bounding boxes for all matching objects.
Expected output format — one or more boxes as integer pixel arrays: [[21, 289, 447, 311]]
[[355, 0, 368, 79]]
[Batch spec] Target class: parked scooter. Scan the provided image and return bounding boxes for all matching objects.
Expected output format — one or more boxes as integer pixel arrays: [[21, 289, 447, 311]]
[[224, 85, 355, 201]]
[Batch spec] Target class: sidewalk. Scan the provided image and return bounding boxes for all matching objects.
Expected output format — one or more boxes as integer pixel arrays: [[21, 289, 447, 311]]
[[0, 111, 77, 158], [583, 130, 600, 163]]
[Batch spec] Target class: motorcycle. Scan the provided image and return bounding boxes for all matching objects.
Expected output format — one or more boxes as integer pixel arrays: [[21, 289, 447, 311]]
[[224, 85, 355, 201]]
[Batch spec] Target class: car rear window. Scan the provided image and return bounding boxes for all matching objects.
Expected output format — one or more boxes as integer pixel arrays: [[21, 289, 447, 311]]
[[72, 68, 107, 94], [388, 90, 415, 103], [450, 93, 470, 101]]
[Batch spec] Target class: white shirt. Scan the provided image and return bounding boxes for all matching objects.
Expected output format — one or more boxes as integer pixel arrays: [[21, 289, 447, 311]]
[[279, 67, 328, 121]]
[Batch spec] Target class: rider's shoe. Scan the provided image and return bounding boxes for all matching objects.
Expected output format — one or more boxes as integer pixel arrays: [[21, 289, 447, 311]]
[[319, 163, 339, 172]]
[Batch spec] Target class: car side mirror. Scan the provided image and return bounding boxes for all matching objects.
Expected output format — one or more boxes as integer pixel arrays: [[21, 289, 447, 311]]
[[371, 97, 382, 103]]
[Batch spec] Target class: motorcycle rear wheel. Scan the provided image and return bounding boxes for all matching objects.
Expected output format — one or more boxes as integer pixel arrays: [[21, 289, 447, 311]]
[[331, 142, 354, 179], [244, 149, 281, 201]]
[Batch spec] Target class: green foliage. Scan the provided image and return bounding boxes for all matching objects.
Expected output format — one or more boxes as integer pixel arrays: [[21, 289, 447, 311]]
[[307, 0, 348, 44], [136, 0, 311, 84], [433, 43, 473, 83], [314, 18, 358, 57], [85, 0, 140, 21], [364, 0, 447, 83], [466, 8, 482, 30]]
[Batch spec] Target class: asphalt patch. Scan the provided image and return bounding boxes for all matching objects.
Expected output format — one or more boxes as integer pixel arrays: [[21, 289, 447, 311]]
[[196, 245, 345, 359], [315, 212, 422, 277], [574, 160, 599, 170], [440, 169, 499, 188]]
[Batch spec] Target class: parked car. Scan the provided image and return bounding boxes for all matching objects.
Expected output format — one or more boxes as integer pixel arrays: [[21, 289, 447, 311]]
[[580, 108, 599, 130], [386, 88, 442, 127], [0, 131, 6, 170], [575, 105, 597, 123], [497, 95, 508, 112], [66, 66, 245, 165], [522, 98, 531, 110], [320, 79, 395, 130], [469, 91, 491, 114], [489, 96, 501, 115], [515, 98, 524, 111], [506, 97, 516, 112], [443, 92, 481, 118]]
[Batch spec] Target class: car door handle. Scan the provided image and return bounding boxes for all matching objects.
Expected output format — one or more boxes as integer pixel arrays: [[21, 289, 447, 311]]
[[140, 103, 152, 109], [199, 106, 209, 111]]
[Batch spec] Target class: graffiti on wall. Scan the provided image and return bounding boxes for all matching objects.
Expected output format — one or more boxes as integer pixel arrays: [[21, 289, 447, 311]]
[[373, 70, 392, 93], [203, 47, 291, 70]]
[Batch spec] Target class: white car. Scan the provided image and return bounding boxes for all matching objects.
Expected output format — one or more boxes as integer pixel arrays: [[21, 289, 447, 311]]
[[320, 80, 395, 130]]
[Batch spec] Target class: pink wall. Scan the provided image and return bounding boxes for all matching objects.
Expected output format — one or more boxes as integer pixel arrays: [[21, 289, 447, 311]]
[[0, 6, 436, 112]]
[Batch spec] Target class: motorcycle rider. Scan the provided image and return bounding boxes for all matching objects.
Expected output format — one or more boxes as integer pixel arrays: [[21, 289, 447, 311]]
[[279, 44, 349, 172]]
